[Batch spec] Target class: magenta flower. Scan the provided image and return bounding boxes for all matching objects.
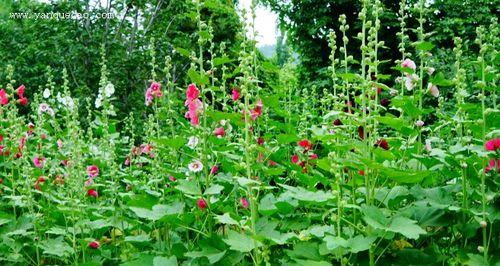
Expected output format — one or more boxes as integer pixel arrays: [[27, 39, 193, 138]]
[[87, 165, 99, 178]]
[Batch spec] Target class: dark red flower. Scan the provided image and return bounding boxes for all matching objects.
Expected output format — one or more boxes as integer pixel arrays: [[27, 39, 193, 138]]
[[380, 98, 390, 107], [358, 126, 365, 140], [375, 139, 390, 150], [257, 137, 264, 145], [333, 119, 343, 126], [358, 170, 365, 176]]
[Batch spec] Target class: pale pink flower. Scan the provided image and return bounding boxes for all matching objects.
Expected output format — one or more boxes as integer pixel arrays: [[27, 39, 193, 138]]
[[401, 58, 416, 71], [57, 139, 63, 149], [428, 83, 439, 97]]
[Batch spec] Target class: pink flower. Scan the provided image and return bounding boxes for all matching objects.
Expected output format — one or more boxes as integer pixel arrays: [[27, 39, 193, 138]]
[[84, 179, 93, 186], [404, 74, 418, 91], [291, 154, 299, 164], [210, 165, 218, 175], [33, 157, 45, 168], [145, 82, 162, 106], [87, 188, 98, 197], [232, 88, 240, 101], [57, 139, 63, 149], [124, 157, 131, 166], [169, 175, 177, 182], [185, 99, 203, 126], [428, 83, 439, 97], [425, 139, 432, 152], [240, 197, 249, 209], [87, 165, 99, 178], [0, 89, 9, 105], [197, 198, 207, 210], [214, 127, 225, 137], [485, 159, 500, 174], [485, 138, 500, 151], [88, 241, 100, 249], [309, 153, 318, 160], [186, 84, 200, 102], [401, 58, 416, 71]]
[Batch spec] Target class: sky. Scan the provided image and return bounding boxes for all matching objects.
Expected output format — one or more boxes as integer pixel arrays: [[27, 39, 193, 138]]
[[239, 0, 278, 47]]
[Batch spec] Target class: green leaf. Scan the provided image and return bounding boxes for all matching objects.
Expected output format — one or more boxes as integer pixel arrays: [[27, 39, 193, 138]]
[[40, 237, 74, 258], [276, 134, 300, 144], [348, 235, 376, 253], [176, 179, 201, 195], [414, 41, 435, 51], [187, 68, 209, 85], [388, 216, 426, 240], [324, 236, 349, 250], [153, 256, 177, 266], [215, 213, 239, 225], [430, 72, 453, 87], [175, 47, 191, 57], [204, 184, 224, 195], [362, 205, 389, 230], [129, 202, 184, 221], [185, 248, 226, 264], [380, 167, 432, 184], [125, 234, 150, 243], [223, 230, 261, 252], [213, 56, 234, 66]]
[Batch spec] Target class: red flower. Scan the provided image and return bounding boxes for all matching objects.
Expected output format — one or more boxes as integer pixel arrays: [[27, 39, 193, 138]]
[[210, 165, 218, 175], [240, 197, 249, 209], [257, 137, 264, 145], [298, 139, 312, 151], [214, 127, 225, 137], [88, 241, 100, 249], [291, 154, 299, 164], [333, 119, 343, 126], [485, 138, 500, 151], [18, 97, 28, 106], [358, 170, 365, 176], [87, 188, 98, 198], [268, 160, 277, 166], [87, 165, 99, 178], [375, 139, 389, 150], [0, 89, 8, 105], [197, 198, 207, 210], [232, 88, 240, 101], [380, 98, 390, 107], [17, 85, 25, 98]]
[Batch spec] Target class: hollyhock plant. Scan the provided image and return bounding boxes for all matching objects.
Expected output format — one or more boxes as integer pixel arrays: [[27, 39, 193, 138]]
[[214, 127, 225, 137], [298, 139, 312, 151], [0, 89, 9, 105], [428, 83, 439, 97], [88, 241, 100, 249], [240, 197, 249, 209], [185, 84, 203, 126], [87, 188, 98, 197], [197, 198, 207, 210], [145, 82, 162, 106], [485, 159, 500, 174], [210, 165, 218, 175], [87, 165, 99, 178], [232, 88, 240, 101], [401, 58, 416, 71], [250, 99, 263, 120], [375, 139, 390, 150], [33, 157, 45, 168], [188, 160, 203, 173], [485, 138, 500, 151], [404, 74, 419, 91]]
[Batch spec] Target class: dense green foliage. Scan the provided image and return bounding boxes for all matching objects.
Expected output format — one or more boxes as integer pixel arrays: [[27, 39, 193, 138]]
[[0, 0, 498, 266]]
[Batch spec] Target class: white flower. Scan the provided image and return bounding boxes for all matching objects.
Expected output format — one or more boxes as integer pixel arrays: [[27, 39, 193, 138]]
[[95, 94, 103, 108], [220, 119, 227, 126], [401, 58, 416, 71], [38, 103, 55, 116], [43, 88, 51, 98], [188, 160, 203, 173], [187, 136, 199, 149], [415, 120, 424, 127], [104, 83, 115, 97]]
